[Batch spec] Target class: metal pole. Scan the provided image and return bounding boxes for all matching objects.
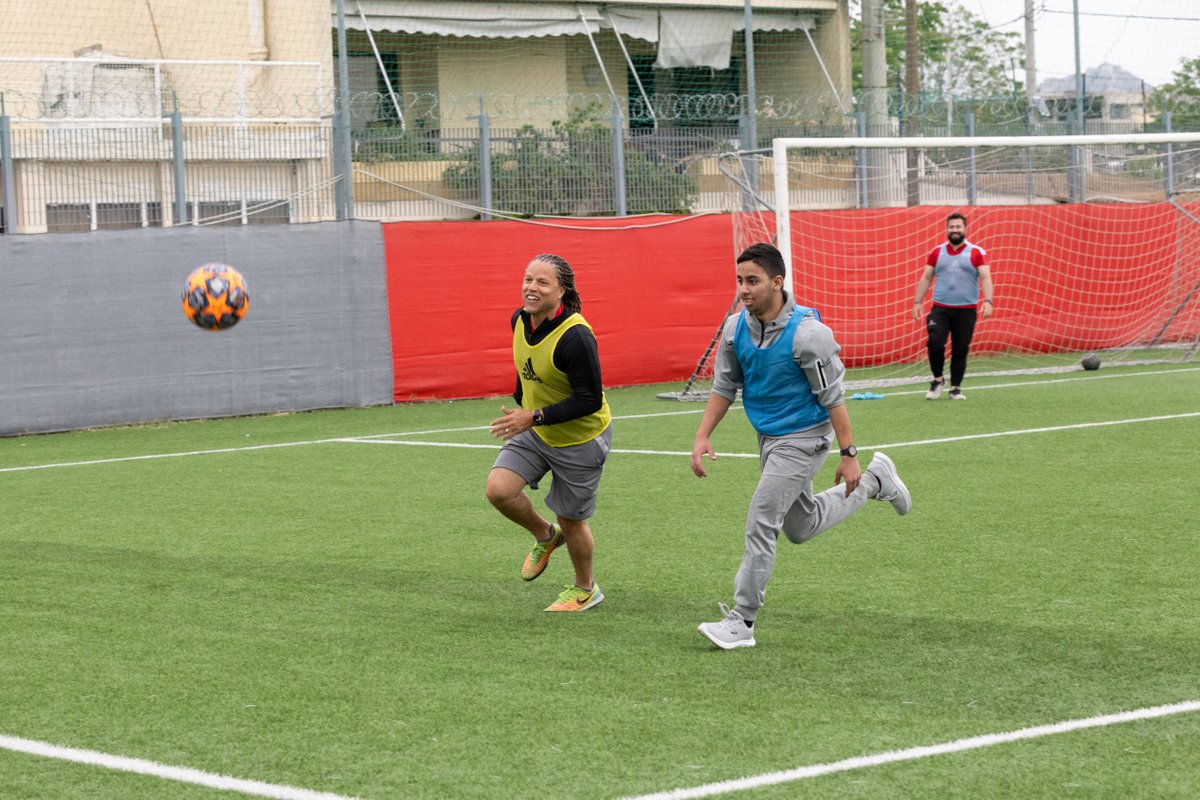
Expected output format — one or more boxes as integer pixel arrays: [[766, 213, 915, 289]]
[[904, 0, 920, 206], [605, 11, 656, 129], [611, 99, 627, 216], [475, 101, 492, 220], [0, 94, 15, 233], [169, 95, 188, 225], [742, 0, 758, 156], [772, 138, 794, 296], [1072, 0, 1084, 137], [966, 111, 977, 206], [334, 0, 355, 220], [1069, 0, 1085, 204], [855, 111, 868, 209], [860, 0, 889, 207], [357, 4, 404, 130], [1024, 0, 1037, 126], [1163, 111, 1174, 199]]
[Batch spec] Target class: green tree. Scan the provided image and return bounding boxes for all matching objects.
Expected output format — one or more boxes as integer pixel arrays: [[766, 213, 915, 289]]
[[1151, 56, 1200, 130], [850, 1, 1025, 127]]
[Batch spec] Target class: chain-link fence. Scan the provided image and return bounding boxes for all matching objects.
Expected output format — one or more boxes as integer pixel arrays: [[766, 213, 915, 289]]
[[7, 85, 1200, 233], [4, 13, 1200, 234]]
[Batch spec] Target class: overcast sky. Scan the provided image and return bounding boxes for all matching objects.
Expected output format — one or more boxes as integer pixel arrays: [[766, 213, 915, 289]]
[[954, 0, 1200, 89]]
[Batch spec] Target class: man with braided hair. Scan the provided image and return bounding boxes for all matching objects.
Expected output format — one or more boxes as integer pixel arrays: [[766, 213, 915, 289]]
[[486, 254, 612, 612], [692, 243, 912, 649]]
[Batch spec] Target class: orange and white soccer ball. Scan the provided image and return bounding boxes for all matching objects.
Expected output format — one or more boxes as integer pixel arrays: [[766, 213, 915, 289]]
[[181, 263, 249, 330]]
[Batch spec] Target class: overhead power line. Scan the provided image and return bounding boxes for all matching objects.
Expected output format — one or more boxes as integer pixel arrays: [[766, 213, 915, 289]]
[[1042, 9, 1200, 23]]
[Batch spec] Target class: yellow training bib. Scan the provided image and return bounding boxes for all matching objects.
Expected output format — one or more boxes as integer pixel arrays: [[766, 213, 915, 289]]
[[512, 314, 611, 447]]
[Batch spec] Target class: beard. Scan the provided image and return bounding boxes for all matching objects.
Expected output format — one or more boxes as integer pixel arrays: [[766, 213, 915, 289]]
[[947, 232, 965, 245]]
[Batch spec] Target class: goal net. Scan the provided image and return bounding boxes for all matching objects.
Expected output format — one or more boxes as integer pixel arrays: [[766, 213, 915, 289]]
[[662, 132, 1200, 399]]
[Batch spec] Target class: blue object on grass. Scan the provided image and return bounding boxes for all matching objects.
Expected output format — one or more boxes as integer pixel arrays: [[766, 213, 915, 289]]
[[851, 391, 885, 400]]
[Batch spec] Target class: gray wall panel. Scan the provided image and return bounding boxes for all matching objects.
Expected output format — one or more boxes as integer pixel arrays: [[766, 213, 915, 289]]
[[0, 221, 393, 436]]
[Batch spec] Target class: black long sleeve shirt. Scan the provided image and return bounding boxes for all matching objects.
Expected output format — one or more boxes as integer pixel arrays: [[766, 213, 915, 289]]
[[511, 308, 604, 425]]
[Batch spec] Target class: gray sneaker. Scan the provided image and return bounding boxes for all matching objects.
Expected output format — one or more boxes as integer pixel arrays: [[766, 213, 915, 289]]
[[867, 452, 912, 516], [698, 603, 756, 650]]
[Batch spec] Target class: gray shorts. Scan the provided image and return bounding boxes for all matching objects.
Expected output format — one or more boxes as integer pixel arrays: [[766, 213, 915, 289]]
[[492, 424, 613, 521]]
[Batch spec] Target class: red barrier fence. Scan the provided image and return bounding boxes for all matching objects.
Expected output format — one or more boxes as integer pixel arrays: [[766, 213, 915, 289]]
[[792, 203, 1200, 367], [383, 214, 736, 401], [384, 203, 1200, 399]]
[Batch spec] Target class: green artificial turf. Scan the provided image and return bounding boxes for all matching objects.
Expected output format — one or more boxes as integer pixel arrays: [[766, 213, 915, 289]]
[[2, 363, 1198, 799]]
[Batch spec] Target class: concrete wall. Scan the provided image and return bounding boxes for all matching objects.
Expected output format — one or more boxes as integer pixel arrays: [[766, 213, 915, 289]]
[[0, 220, 393, 436]]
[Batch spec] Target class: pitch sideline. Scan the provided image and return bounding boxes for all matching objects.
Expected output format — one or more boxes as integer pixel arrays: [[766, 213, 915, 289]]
[[3, 411, 1200, 473], [0, 733, 362, 800], [615, 700, 1200, 800], [3, 700, 1196, 799], [2, 366, 1196, 475]]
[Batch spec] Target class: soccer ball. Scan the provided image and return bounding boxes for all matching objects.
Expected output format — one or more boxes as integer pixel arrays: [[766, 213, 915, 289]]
[[1081, 353, 1101, 371], [182, 263, 249, 330]]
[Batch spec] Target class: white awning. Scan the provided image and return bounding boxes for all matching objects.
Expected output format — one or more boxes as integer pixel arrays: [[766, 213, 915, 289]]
[[345, 2, 658, 40], [342, 2, 814, 65]]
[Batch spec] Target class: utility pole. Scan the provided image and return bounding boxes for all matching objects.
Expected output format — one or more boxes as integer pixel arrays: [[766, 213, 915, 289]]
[[904, 0, 920, 206], [860, 0, 891, 206], [1024, 0, 1037, 125], [1070, 0, 1085, 202]]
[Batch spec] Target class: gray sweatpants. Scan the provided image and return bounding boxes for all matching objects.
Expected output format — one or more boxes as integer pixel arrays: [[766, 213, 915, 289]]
[[733, 430, 879, 621]]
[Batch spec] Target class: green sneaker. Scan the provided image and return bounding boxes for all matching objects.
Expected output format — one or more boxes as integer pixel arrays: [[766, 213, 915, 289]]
[[544, 582, 604, 612], [521, 524, 564, 581]]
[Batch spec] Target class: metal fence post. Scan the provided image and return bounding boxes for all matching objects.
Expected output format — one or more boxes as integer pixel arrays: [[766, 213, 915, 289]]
[[333, 0, 355, 220], [0, 94, 15, 233], [1163, 111, 1174, 200], [742, 0, 758, 207], [1067, 110, 1084, 204], [855, 112, 867, 209], [473, 104, 492, 220], [966, 111, 977, 206], [611, 100, 627, 217], [168, 98, 189, 226], [738, 112, 759, 211]]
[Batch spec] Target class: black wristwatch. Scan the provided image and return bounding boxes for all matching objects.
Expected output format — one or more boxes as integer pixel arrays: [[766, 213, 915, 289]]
[[532, 409, 546, 426], [840, 445, 858, 458]]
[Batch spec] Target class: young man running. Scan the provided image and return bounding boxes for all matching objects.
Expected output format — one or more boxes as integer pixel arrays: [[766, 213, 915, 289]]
[[691, 243, 912, 649]]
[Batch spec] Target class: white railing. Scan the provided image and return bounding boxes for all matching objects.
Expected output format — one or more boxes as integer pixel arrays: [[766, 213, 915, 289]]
[[0, 56, 328, 123]]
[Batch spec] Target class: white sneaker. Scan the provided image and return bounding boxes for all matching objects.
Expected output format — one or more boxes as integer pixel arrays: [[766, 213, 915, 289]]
[[948, 388, 966, 400], [867, 452, 912, 516], [925, 380, 944, 400], [698, 603, 756, 649]]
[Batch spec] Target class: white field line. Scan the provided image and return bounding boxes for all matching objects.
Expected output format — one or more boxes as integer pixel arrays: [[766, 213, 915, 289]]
[[615, 700, 1200, 800], [345, 410, 1200, 459], [0, 734, 362, 800], [3, 700, 1198, 800], [4, 410, 1199, 474], [4, 364, 1196, 473], [883, 365, 1200, 398], [0, 438, 346, 474]]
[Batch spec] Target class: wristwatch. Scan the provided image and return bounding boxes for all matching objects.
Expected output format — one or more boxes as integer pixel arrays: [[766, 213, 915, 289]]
[[840, 445, 857, 458], [532, 409, 546, 426]]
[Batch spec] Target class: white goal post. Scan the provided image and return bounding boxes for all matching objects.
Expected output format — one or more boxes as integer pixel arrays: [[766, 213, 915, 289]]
[[771, 132, 1200, 296]]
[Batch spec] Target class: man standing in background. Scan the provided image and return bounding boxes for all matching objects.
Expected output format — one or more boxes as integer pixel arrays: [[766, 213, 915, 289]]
[[912, 213, 995, 400]]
